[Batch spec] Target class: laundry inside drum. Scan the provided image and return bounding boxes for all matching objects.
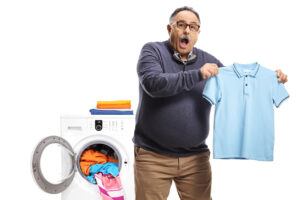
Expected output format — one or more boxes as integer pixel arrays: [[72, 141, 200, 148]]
[[78, 143, 121, 184]]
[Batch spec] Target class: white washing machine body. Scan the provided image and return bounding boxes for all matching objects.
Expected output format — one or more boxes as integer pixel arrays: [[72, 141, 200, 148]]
[[32, 115, 135, 200]]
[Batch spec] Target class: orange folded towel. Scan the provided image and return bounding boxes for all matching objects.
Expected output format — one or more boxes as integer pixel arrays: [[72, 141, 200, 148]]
[[97, 104, 131, 109], [80, 149, 119, 175], [97, 100, 131, 109]]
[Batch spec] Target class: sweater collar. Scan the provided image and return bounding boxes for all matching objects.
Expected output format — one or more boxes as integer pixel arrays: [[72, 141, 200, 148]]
[[165, 40, 197, 64]]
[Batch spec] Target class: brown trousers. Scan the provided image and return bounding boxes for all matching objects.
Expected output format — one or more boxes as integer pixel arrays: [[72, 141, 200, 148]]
[[134, 147, 212, 200]]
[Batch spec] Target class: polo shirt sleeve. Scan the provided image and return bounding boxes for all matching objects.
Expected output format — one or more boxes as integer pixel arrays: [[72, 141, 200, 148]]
[[202, 75, 222, 105], [272, 75, 289, 108]]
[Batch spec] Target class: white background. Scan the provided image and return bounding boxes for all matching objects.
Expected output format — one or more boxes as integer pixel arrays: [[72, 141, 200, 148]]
[[0, 0, 299, 199]]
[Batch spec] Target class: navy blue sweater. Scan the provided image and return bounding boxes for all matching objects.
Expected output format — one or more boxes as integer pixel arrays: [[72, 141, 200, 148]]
[[133, 40, 223, 157]]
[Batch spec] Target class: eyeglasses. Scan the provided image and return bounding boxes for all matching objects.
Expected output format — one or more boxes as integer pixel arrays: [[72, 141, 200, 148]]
[[173, 21, 200, 32]]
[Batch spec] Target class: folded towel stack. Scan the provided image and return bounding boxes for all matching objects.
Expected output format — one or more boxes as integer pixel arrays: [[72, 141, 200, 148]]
[[90, 100, 133, 115]]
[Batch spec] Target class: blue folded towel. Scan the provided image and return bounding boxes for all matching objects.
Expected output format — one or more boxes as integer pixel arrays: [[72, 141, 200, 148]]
[[90, 109, 133, 115]]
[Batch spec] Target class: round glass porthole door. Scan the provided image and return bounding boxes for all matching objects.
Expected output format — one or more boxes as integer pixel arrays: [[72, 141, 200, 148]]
[[32, 136, 75, 194]]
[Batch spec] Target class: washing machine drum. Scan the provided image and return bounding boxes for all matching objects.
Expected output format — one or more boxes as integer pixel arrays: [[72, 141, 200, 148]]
[[77, 142, 121, 183]]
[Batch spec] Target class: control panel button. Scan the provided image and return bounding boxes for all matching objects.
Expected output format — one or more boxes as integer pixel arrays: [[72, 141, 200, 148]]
[[95, 120, 103, 131]]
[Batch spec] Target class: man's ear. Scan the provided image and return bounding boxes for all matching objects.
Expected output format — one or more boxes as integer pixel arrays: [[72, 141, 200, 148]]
[[167, 24, 172, 35]]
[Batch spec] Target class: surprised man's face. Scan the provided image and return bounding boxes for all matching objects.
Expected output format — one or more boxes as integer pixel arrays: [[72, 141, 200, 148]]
[[167, 10, 200, 60]]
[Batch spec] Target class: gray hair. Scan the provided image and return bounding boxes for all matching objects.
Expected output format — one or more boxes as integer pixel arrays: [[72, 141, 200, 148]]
[[169, 6, 201, 24]]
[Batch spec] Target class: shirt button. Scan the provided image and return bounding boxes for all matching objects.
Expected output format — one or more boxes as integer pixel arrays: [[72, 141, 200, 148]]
[[246, 75, 248, 77], [246, 84, 248, 86]]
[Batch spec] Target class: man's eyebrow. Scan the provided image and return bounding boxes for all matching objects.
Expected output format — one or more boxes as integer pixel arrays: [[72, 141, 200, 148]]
[[177, 20, 199, 24]]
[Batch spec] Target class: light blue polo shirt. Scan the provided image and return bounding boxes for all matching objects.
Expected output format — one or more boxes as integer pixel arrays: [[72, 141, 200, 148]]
[[203, 62, 289, 161]]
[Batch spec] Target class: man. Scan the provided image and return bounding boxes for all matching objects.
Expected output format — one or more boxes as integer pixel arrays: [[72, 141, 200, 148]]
[[133, 6, 288, 200]]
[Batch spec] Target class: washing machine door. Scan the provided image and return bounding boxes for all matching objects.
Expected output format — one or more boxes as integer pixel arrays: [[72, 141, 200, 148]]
[[32, 136, 76, 194]]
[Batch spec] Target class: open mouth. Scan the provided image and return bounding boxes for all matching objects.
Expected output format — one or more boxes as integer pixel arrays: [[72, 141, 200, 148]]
[[179, 35, 189, 48]]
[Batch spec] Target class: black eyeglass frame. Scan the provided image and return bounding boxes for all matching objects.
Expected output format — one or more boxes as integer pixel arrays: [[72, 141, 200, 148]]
[[172, 20, 200, 32]]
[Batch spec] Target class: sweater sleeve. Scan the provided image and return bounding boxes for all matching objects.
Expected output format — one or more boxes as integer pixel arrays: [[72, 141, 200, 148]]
[[137, 43, 203, 98]]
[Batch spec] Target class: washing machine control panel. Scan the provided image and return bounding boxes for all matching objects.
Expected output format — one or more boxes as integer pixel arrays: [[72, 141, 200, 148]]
[[61, 116, 135, 135], [92, 119, 125, 132]]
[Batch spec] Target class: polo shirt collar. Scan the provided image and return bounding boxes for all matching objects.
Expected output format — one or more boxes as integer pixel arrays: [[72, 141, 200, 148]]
[[233, 62, 260, 78]]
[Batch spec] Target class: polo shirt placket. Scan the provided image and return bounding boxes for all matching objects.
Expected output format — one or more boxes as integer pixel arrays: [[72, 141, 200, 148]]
[[233, 62, 260, 96]]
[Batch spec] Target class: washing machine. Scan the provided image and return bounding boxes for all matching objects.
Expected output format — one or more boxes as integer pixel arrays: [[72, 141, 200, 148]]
[[31, 114, 135, 200]]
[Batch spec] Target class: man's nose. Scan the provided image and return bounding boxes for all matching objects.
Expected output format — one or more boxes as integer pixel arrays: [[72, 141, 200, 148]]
[[184, 26, 191, 34]]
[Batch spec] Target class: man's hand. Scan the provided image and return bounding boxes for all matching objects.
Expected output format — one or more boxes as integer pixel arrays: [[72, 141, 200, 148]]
[[275, 69, 288, 84], [200, 63, 219, 79]]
